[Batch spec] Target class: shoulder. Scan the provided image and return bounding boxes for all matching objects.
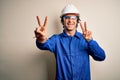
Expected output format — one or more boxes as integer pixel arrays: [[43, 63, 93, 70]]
[[75, 31, 84, 39], [48, 33, 62, 40]]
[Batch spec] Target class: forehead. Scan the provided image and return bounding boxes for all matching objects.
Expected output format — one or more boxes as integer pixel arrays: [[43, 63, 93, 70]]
[[64, 13, 79, 16]]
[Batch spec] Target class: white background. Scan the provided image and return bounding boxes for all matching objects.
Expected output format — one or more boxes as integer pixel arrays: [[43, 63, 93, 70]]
[[0, 0, 120, 80]]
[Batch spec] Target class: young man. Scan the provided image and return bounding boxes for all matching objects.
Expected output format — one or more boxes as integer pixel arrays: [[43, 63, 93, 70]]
[[34, 4, 106, 80]]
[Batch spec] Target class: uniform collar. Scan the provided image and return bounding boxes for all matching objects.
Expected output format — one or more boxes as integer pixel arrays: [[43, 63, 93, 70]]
[[62, 30, 82, 39]]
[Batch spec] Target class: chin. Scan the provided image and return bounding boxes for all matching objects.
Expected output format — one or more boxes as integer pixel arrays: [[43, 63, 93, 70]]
[[66, 28, 75, 31], [64, 25, 76, 31]]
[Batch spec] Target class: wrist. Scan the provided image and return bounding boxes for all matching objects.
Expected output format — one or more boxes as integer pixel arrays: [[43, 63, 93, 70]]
[[87, 37, 93, 42], [37, 36, 47, 43]]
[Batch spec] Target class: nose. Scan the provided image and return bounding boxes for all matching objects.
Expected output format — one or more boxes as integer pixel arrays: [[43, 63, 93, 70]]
[[68, 18, 73, 22]]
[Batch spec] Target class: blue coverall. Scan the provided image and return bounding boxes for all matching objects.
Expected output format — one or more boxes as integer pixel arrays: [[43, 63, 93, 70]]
[[36, 30, 106, 80]]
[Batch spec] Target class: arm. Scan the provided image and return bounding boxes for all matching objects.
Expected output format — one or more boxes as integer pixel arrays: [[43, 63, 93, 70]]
[[34, 16, 56, 52], [80, 21, 106, 61], [88, 40, 106, 61], [36, 35, 57, 53]]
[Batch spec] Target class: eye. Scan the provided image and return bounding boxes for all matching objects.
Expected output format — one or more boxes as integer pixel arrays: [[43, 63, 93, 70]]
[[63, 16, 70, 19], [63, 16, 77, 20]]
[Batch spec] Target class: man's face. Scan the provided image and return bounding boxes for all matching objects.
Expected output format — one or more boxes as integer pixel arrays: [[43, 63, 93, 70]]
[[63, 14, 78, 31]]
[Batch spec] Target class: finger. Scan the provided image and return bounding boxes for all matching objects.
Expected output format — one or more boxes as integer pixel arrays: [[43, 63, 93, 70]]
[[34, 27, 38, 33], [34, 29, 39, 38], [36, 16, 41, 26], [43, 16, 48, 27], [80, 21, 85, 32], [36, 27, 41, 32], [84, 21, 87, 31], [35, 27, 43, 36]]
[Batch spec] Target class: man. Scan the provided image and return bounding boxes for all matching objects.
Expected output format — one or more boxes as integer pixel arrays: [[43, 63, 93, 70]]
[[34, 4, 106, 80]]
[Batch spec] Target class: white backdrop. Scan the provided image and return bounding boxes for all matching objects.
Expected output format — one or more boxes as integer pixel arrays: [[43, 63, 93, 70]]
[[0, 0, 120, 80]]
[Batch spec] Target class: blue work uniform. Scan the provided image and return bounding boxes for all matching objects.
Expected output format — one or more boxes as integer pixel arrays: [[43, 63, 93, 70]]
[[36, 30, 106, 80]]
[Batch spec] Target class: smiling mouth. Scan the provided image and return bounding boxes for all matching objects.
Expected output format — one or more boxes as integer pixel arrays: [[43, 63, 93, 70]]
[[67, 23, 74, 25], [68, 24, 75, 27]]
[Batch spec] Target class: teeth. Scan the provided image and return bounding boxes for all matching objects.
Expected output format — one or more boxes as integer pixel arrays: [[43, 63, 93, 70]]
[[68, 24, 73, 25]]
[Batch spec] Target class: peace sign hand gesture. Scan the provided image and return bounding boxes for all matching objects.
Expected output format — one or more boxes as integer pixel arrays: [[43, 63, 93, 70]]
[[80, 21, 92, 41], [34, 16, 48, 43]]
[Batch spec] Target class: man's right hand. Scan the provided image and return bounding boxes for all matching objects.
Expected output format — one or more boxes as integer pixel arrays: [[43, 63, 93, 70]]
[[34, 16, 48, 43]]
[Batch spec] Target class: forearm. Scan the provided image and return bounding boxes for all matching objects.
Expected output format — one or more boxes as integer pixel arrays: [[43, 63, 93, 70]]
[[36, 35, 57, 52], [88, 40, 106, 61], [36, 40, 48, 50]]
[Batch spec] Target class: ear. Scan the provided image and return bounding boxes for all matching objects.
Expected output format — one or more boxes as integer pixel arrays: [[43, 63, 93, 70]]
[[61, 17, 64, 25], [77, 16, 80, 23]]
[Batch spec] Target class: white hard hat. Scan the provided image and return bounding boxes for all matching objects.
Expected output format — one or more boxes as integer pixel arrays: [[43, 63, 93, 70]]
[[61, 4, 79, 17]]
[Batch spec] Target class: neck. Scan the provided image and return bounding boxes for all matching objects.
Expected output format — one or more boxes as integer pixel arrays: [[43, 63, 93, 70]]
[[65, 29, 76, 36]]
